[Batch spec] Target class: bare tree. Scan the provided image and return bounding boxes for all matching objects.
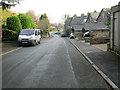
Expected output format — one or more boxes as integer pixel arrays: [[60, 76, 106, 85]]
[[26, 10, 39, 25]]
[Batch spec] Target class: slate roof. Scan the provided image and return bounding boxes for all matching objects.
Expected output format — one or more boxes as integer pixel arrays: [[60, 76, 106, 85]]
[[96, 8, 111, 21], [71, 15, 87, 25], [86, 11, 99, 23], [73, 23, 109, 32]]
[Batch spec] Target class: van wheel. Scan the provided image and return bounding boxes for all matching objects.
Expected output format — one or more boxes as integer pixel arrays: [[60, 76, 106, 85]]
[[38, 41, 40, 44], [33, 41, 37, 46]]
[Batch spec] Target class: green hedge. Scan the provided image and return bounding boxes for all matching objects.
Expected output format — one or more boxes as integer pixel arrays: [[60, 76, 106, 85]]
[[6, 15, 22, 33], [18, 14, 34, 29], [2, 28, 18, 41]]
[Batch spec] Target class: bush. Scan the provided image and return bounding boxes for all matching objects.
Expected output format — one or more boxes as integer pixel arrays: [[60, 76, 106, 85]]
[[18, 14, 34, 29], [6, 15, 22, 33], [2, 28, 18, 41]]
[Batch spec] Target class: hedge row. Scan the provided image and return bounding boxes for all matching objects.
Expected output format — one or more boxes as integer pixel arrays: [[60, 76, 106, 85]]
[[2, 14, 37, 41]]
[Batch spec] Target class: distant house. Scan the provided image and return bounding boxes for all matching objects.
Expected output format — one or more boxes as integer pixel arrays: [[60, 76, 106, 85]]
[[96, 8, 111, 26], [73, 23, 109, 38], [64, 14, 87, 35], [70, 14, 87, 26], [110, 2, 120, 54], [86, 10, 99, 23]]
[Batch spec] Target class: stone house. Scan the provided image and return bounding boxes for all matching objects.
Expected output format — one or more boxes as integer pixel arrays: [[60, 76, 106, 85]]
[[110, 2, 120, 54], [86, 10, 99, 23], [64, 14, 87, 35], [96, 8, 111, 26], [73, 23, 109, 38]]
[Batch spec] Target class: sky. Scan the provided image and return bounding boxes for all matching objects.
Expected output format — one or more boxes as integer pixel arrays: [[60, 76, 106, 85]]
[[11, 0, 120, 23]]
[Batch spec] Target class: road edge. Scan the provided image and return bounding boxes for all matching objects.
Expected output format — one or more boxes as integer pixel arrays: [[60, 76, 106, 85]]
[[68, 39, 120, 90], [0, 47, 22, 56]]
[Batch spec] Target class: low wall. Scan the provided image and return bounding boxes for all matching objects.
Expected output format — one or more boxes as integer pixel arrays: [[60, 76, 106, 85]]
[[89, 37, 110, 44]]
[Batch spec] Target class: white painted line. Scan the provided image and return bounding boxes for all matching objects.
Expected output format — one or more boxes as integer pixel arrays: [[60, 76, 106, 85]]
[[110, 50, 120, 57], [69, 39, 120, 90], [0, 47, 22, 56]]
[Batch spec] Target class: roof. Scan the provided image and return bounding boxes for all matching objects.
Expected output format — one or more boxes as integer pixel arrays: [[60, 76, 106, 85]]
[[73, 23, 109, 32], [86, 11, 99, 23], [71, 15, 87, 25], [96, 8, 111, 21]]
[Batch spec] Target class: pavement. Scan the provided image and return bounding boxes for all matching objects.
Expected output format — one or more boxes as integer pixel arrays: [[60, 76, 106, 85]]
[[69, 38, 120, 88], [2, 41, 19, 54], [1, 37, 51, 55]]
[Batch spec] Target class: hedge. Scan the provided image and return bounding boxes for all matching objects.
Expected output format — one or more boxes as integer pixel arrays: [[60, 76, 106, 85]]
[[6, 15, 22, 33]]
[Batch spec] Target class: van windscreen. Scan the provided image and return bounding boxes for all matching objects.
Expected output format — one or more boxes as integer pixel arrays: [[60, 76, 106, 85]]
[[20, 30, 34, 35]]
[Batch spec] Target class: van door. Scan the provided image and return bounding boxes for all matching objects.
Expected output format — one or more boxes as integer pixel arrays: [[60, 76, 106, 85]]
[[38, 30, 41, 41], [35, 30, 38, 43]]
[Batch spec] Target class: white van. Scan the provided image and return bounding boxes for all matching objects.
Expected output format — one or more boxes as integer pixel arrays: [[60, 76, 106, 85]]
[[18, 29, 41, 46]]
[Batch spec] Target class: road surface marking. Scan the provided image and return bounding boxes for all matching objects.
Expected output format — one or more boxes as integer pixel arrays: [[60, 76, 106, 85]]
[[69, 39, 120, 90], [0, 47, 22, 56]]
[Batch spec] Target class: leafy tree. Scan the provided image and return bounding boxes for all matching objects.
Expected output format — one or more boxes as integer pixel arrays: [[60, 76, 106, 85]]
[[39, 13, 50, 30], [38, 13, 50, 37], [18, 14, 33, 29], [1, 0, 23, 10], [1, 9, 12, 24], [40, 13, 48, 20], [6, 15, 22, 33], [82, 28, 86, 33]]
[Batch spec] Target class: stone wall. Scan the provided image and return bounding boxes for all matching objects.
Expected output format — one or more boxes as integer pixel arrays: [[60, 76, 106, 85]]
[[90, 30, 109, 38]]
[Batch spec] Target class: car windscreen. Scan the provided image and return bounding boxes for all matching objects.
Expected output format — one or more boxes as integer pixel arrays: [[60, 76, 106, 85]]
[[20, 30, 34, 35]]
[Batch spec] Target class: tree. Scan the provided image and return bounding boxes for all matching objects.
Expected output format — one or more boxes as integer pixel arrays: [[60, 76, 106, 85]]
[[18, 14, 33, 29], [6, 15, 22, 33], [0, 0, 23, 10], [2, 9, 12, 24], [38, 13, 50, 37], [26, 10, 39, 25], [82, 28, 86, 33], [40, 13, 48, 20], [38, 13, 50, 30], [62, 14, 70, 23]]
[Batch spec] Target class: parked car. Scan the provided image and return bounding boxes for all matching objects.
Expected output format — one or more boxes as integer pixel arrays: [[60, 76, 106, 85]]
[[54, 31, 61, 34], [70, 33, 75, 39], [18, 29, 41, 46], [61, 34, 66, 37], [83, 31, 90, 37]]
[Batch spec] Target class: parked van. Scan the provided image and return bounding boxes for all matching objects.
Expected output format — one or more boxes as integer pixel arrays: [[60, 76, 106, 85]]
[[18, 29, 41, 46]]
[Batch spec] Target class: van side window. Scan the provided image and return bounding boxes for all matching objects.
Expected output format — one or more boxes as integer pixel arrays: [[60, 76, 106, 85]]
[[35, 31, 38, 35], [38, 30, 41, 35]]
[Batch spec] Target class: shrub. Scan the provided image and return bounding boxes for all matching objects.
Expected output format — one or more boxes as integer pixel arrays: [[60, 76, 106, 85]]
[[18, 14, 34, 29], [6, 15, 22, 33], [2, 28, 18, 41]]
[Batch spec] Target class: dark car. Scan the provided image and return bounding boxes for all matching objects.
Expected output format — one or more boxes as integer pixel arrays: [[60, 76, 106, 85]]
[[61, 34, 66, 37]]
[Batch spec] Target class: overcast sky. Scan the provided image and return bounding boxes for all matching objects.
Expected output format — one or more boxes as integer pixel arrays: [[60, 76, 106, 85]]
[[11, 0, 120, 23]]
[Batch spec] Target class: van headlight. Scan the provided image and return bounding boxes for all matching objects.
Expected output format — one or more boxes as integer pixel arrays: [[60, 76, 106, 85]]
[[18, 37, 22, 41]]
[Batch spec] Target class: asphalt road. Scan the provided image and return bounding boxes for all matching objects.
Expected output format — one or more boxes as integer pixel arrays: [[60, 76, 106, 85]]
[[2, 36, 112, 89]]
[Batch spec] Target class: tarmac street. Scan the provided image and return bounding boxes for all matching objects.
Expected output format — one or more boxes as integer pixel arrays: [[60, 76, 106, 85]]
[[2, 36, 112, 89]]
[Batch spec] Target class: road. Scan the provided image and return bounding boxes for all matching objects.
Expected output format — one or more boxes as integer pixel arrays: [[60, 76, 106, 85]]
[[2, 36, 112, 89]]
